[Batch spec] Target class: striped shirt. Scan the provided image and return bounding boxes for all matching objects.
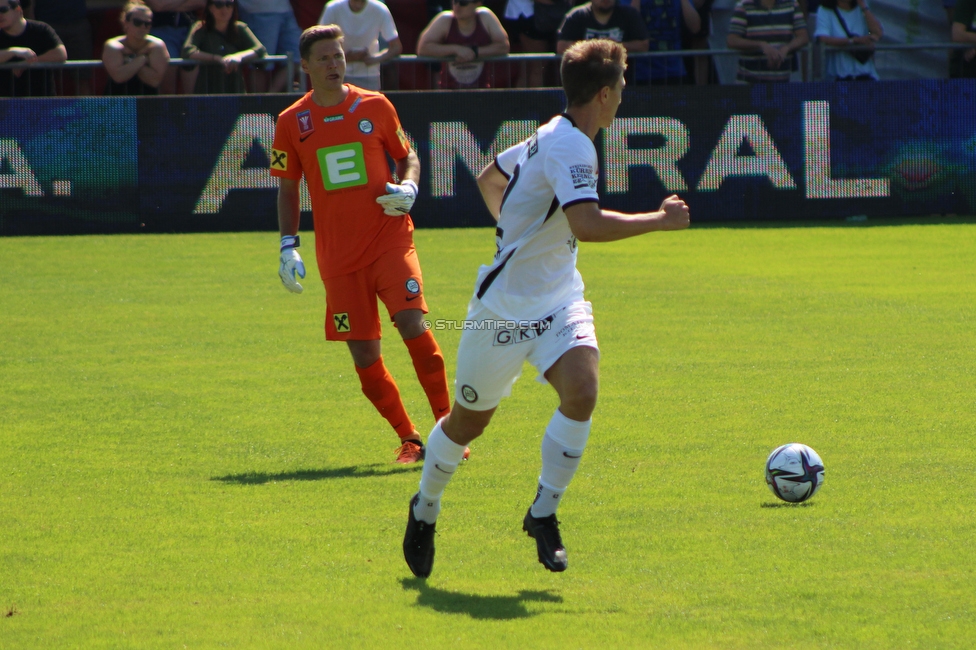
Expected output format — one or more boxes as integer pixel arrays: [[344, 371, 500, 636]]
[[729, 0, 806, 82]]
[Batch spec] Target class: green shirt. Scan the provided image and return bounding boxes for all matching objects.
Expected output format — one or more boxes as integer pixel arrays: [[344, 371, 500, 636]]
[[182, 21, 266, 94]]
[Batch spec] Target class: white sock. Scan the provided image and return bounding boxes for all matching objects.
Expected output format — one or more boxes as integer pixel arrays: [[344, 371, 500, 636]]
[[530, 409, 591, 519], [414, 420, 467, 524]]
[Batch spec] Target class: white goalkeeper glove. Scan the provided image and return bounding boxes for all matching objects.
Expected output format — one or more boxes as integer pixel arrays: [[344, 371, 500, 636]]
[[278, 235, 306, 294], [375, 179, 418, 216]]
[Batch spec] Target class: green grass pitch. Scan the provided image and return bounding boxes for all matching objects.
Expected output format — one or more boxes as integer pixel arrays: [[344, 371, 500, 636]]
[[1, 223, 974, 648]]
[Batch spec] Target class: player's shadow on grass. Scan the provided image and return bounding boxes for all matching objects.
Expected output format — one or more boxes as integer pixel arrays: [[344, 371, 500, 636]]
[[211, 464, 416, 485], [760, 501, 817, 508], [401, 578, 562, 620]]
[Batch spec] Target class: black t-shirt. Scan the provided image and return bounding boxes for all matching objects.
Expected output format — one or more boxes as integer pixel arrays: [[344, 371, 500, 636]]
[[557, 4, 649, 43], [34, 0, 88, 24], [0, 20, 63, 97]]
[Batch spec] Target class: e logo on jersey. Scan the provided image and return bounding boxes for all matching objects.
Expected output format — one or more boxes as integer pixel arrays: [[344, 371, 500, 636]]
[[334, 312, 351, 333], [317, 142, 368, 190]]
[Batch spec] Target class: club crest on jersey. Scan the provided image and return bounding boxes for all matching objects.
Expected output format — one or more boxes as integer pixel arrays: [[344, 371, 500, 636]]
[[358, 119, 374, 134], [405, 278, 420, 294], [460, 384, 478, 403], [297, 110, 314, 137]]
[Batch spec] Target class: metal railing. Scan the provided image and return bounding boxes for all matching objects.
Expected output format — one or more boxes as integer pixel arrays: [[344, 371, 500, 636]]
[[387, 43, 974, 89], [0, 54, 295, 97], [1, 43, 972, 96]]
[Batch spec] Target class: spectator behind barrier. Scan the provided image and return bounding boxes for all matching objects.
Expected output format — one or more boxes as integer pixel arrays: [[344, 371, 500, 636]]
[[951, 0, 976, 77], [102, 1, 170, 95], [684, 0, 714, 84], [708, 0, 738, 83], [32, 0, 92, 95], [0, 0, 67, 97], [623, 0, 700, 85], [417, 0, 509, 89], [726, 0, 807, 82], [146, 0, 205, 94], [814, 0, 881, 81], [555, 0, 650, 55], [503, 0, 570, 87], [291, 0, 327, 30], [183, 0, 266, 93], [320, 0, 402, 91], [237, 0, 302, 91]]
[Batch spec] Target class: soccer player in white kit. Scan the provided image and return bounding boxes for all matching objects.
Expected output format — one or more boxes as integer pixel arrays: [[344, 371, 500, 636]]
[[403, 38, 691, 578]]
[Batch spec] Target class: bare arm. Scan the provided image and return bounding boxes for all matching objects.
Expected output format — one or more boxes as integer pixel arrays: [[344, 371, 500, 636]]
[[103, 40, 146, 83], [858, 1, 883, 41], [727, 33, 769, 51], [364, 37, 403, 66], [476, 161, 508, 222], [728, 31, 797, 66], [952, 21, 976, 43], [682, 0, 702, 35], [782, 27, 809, 52], [556, 39, 574, 55], [394, 150, 421, 186], [278, 177, 302, 237], [622, 39, 650, 52], [0, 48, 35, 63], [478, 9, 511, 56], [817, 32, 874, 46], [37, 44, 68, 63], [416, 14, 458, 57], [137, 40, 170, 87], [564, 195, 690, 243]]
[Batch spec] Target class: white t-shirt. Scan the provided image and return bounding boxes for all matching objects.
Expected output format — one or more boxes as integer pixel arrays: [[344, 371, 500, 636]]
[[321, 0, 399, 80], [814, 5, 879, 80], [474, 114, 600, 321], [504, 0, 534, 20]]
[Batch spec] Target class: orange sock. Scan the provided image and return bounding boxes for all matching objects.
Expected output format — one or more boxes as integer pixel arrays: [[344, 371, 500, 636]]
[[404, 330, 451, 420], [355, 357, 415, 440]]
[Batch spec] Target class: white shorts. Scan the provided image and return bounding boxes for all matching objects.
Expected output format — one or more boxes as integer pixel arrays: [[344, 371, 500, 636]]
[[453, 297, 599, 411]]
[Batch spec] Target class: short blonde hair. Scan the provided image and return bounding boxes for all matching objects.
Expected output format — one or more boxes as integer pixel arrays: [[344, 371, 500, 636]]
[[299, 25, 345, 60], [560, 39, 627, 107]]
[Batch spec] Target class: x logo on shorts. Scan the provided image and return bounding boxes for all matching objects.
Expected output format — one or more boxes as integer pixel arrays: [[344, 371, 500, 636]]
[[334, 313, 350, 333]]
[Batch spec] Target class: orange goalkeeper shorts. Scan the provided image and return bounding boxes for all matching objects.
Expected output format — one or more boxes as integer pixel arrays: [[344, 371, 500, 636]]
[[323, 246, 429, 341]]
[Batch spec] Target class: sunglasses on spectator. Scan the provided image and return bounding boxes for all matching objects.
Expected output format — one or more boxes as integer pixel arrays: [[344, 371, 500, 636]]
[[211, 1, 234, 7], [129, 17, 152, 27], [0, 1, 21, 13]]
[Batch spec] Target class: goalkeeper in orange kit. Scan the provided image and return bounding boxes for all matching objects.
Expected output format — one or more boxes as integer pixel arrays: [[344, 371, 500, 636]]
[[270, 24, 456, 464]]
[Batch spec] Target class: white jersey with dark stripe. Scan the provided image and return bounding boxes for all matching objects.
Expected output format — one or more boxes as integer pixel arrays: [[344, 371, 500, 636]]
[[473, 114, 600, 322]]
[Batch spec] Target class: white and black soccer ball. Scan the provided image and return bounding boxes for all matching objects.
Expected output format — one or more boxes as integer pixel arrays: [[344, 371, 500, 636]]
[[765, 443, 825, 503]]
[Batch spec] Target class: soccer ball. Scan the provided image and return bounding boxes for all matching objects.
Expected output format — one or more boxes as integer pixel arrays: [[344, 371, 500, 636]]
[[764, 443, 825, 503]]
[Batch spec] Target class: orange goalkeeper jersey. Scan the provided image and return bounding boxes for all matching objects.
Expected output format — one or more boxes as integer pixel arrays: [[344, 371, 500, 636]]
[[270, 86, 414, 279]]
